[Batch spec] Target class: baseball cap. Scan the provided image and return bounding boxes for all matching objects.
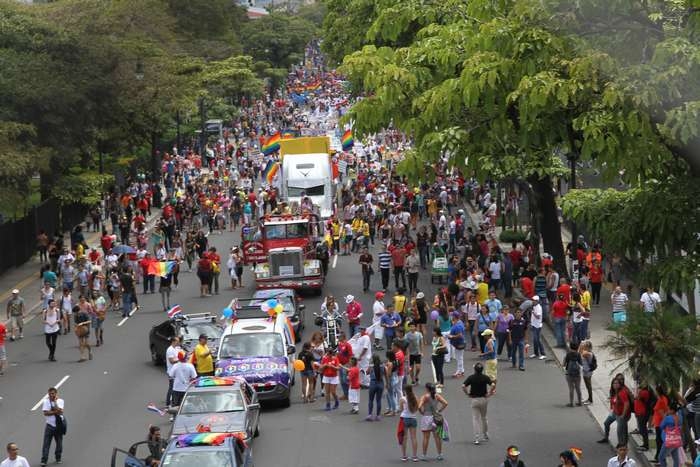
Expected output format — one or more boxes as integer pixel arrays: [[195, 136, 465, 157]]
[[345, 295, 355, 304], [532, 295, 540, 301], [11, 289, 19, 294], [416, 292, 425, 299], [481, 329, 494, 336], [375, 291, 385, 300], [507, 446, 520, 456], [177, 351, 186, 362]]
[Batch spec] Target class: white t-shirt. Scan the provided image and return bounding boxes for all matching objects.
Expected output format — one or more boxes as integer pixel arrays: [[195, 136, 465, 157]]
[[640, 292, 661, 312], [530, 304, 543, 329], [42, 398, 64, 426], [0, 456, 31, 467], [165, 345, 181, 373], [43, 309, 61, 334], [372, 301, 385, 323], [399, 396, 418, 419], [168, 362, 197, 392], [488, 261, 502, 280]]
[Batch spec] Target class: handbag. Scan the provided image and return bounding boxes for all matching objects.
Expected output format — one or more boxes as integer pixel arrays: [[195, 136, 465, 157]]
[[432, 411, 444, 425], [663, 416, 682, 449], [75, 324, 89, 338], [55, 414, 67, 436]]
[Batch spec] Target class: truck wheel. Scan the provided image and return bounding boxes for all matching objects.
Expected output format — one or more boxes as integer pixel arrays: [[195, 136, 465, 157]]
[[151, 346, 162, 365], [280, 396, 291, 408]]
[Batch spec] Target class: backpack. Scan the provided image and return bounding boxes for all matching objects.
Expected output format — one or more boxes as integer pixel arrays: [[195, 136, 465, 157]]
[[589, 353, 598, 372], [565, 356, 580, 376]]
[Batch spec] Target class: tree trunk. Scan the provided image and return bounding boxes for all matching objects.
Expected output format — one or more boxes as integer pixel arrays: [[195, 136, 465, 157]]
[[528, 174, 567, 275]]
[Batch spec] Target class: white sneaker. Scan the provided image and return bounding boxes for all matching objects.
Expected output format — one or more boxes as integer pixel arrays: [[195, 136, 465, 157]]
[[539, 355, 546, 360], [529, 354, 537, 359], [473, 439, 480, 445]]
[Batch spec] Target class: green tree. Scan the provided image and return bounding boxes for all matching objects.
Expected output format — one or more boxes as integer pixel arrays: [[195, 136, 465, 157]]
[[605, 306, 700, 390], [238, 14, 317, 71]]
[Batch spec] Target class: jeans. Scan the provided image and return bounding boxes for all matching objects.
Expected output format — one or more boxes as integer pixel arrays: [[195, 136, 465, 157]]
[[432, 354, 445, 385], [496, 332, 511, 358], [143, 274, 155, 294], [393, 266, 406, 289], [583, 375, 593, 402], [362, 269, 371, 291], [349, 322, 360, 338], [380, 268, 390, 290], [471, 397, 489, 440], [503, 276, 513, 298], [636, 413, 650, 447], [572, 321, 585, 344], [339, 367, 349, 397], [553, 317, 567, 347], [566, 374, 582, 404], [453, 347, 464, 374], [160, 287, 171, 310], [166, 378, 174, 406], [467, 320, 477, 348], [385, 374, 399, 413], [659, 445, 680, 467], [591, 282, 602, 304], [408, 272, 418, 294], [530, 326, 545, 356], [122, 292, 134, 317], [212, 272, 220, 294], [418, 245, 428, 269], [45, 331, 59, 359], [511, 340, 525, 369], [603, 412, 616, 438], [368, 382, 384, 416], [616, 414, 628, 445], [385, 333, 396, 350], [41, 424, 63, 463]]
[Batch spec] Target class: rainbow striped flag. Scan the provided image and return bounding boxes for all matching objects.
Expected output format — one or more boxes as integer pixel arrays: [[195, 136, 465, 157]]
[[261, 132, 281, 155], [281, 131, 295, 140], [148, 260, 176, 277], [341, 129, 354, 150], [263, 160, 280, 184]]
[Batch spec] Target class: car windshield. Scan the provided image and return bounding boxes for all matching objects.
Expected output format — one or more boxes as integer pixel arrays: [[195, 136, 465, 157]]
[[219, 332, 285, 359], [181, 322, 222, 342], [161, 450, 232, 467], [251, 294, 294, 314], [180, 391, 244, 414], [287, 184, 324, 197]]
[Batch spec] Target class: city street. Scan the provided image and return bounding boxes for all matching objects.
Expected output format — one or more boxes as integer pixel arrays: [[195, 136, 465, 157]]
[[0, 224, 614, 466]]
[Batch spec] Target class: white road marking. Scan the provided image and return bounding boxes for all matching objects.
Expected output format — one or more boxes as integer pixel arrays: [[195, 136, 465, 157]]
[[31, 375, 70, 411], [116, 306, 138, 327], [332, 254, 338, 269]]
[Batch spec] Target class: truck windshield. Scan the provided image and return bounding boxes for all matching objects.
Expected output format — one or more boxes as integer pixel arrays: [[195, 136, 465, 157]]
[[264, 223, 308, 239], [286, 223, 308, 238], [287, 185, 324, 197]]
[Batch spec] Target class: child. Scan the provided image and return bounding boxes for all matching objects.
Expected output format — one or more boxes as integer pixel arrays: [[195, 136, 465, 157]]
[[347, 357, 361, 413]]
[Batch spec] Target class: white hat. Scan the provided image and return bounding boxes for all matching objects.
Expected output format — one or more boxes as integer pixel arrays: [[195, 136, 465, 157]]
[[459, 281, 469, 289], [532, 295, 540, 301], [11, 289, 19, 294], [345, 295, 355, 304], [416, 292, 425, 299]]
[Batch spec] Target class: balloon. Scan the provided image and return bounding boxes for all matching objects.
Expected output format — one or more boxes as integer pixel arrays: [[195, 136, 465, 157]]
[[260, 302, 271, 312], [274, 304, 284, 314], [293, 359, 305, 371], [430, 310, 440, 321], [267, 308, 276, 318], [222, 308, 233, 318], [267, 299, 278, 309]]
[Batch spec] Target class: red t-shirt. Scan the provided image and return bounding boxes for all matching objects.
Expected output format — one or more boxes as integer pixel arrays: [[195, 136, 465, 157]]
[[556, 284, 571, 303], [101, 235, 113, 250], [589, 266, 603, 283], [551, 300, 569, 319], [613, 387, 630, 416], [520, 277, 534, 298], [394, 350, 405, 377], [391, 248, 406, 267], [321, 355, 340, 378], [509, 250, 522, 268], [336, 341, 353, 365], [0, 322, 5, 346], [348, 366, 360, 389]]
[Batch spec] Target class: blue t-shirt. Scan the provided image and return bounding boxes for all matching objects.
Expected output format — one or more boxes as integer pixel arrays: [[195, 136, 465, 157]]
[[381, 312, 400, 337], [482, 337, 497, 360], [660, 413, 683, 443], [43, 270, 58, 287], [449, 321, 465, 347], [485, 298, 502, 315], [477, 313, 492, 332]]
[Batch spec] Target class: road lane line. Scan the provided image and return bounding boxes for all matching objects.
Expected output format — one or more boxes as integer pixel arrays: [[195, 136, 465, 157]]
[[116, 306, 138, 327], [332, 253, 338, 269], [31, 375, 70, 411]]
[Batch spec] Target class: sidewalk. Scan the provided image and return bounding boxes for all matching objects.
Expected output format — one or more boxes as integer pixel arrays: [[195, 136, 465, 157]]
[[462, 202, 654, 466]]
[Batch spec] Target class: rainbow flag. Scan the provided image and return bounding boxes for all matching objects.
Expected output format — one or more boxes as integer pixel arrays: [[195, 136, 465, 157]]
[[193, 376, 239, 387], [281, 131, 295, 139], [261, 132, 281, 155], [341, 129, 354, 150], [263, 160, 280, 184], [176, 432, 246, 448], [148, 260, 176, 277], [304, 81, 321, 91]]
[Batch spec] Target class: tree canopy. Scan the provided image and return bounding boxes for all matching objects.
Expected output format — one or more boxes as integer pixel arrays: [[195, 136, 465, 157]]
[[326, 0, 700, 291]]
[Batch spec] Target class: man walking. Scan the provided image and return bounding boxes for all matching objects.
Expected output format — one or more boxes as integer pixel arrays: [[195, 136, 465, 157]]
[[1, 443, 30, 467], [6, 290, 25, 341], [165, 337, 181, 408], [508, 308, 527, 371], [607, 444, 637, 467], [345, 295, 363, 338], [405, 249, 420, 295], [447, 313, 466, 377], [377, 246, 392, 292], [358, 248, 373, 293], [168, 351, 197, 412], [611, 286, 629, 321], [40, 387, 65, 466], [391, 243, 407, 290], [462, 362, 496, 445], [528, 296, 546, 359]]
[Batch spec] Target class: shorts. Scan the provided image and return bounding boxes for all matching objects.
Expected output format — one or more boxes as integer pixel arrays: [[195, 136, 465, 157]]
[[485, 358, 498, 381], [0, 345, 6, 361], [420, 415, 436, 432], [301, 370, 315, 378], [322, 375, 339, 385], [348, 388, 360, 404], [409, 354, 422, 365], [402, 417, 417, 429], [92, 318, 104, 330], [198, 272, 211, 285], [343, 235, 353, 245], [9, 315, 23, 330]]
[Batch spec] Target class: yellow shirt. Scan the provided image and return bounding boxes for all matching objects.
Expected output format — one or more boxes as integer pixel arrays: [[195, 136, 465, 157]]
[[193, 343, 214, 374], [361, 222, 370, 237], [332, 222, 341, 240], [476, 282, 489, 305], [351, 218, 363, 234], [581, 290, 591, 310], [394, 295, 407, 314]]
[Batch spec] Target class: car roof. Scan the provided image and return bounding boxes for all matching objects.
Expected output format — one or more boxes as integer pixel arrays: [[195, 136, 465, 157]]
[[222, 318, 279, 336], [169, 432, 247, 450], [187, 376, 247, 390]]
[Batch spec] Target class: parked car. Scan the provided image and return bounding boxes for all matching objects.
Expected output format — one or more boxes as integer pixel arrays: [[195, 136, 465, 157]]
[[149, 313, 223, 365]]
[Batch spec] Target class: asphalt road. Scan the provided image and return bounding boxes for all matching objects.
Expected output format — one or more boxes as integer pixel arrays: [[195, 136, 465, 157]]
[[0, 224, 615, 466]]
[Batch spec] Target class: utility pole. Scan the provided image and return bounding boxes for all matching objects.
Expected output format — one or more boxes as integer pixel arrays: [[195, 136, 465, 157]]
[[199, 97, 206, 156], [176, 109, 181, 153]]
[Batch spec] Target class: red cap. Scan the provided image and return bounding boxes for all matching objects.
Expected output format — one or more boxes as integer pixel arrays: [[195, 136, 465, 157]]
[[375, 291, 385, 300], [177, 351, 186, 362]]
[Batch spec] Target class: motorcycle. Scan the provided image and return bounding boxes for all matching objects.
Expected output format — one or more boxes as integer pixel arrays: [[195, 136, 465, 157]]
[[313, 312, 343, 350]]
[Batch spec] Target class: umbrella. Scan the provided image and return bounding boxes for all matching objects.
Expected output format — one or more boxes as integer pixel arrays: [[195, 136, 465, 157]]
[[111, 244, 136, 255]]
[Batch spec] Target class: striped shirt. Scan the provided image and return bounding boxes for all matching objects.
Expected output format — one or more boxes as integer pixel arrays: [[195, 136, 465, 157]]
[[378, 252, 392, 269], [611, 292, 628, 313]]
